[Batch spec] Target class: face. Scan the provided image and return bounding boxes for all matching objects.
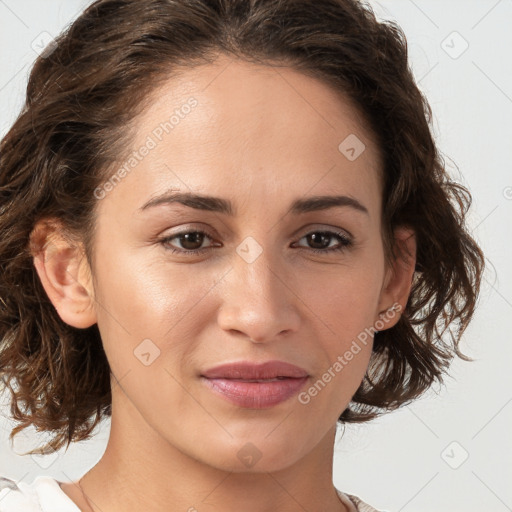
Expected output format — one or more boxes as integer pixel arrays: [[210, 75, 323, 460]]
[[45, 54, 408, 473]]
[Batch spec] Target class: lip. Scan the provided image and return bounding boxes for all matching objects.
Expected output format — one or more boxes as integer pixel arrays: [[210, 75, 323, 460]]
[[201, 360, 309, 379], [200, 360, 310, 409]]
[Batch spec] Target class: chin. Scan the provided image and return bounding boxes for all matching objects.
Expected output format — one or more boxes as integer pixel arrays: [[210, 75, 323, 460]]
[[198, 435, 310, 474]]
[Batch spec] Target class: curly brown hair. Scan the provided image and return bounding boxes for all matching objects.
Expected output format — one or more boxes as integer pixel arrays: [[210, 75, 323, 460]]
[[0, 0, 484, 456]]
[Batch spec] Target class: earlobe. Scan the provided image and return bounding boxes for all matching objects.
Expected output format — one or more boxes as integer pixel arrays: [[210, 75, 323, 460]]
[[377, 226, 417, 330], [29, 219, 97, 329]]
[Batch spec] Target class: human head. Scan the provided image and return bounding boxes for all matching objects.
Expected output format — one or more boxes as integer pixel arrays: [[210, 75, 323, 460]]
[[0, 0, 483, 459]]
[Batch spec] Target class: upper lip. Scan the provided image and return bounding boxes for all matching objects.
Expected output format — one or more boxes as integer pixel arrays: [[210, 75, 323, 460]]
[[201, 360, 309, 380]]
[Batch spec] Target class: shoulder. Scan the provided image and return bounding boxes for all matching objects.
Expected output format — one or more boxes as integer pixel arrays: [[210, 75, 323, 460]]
[[0, 475, 41, 512], [0, 475, 80, 512], [336, 487, 389, 512]]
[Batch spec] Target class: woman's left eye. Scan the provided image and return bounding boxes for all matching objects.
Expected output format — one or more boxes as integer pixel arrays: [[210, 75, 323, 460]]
[[159, 229, 353, 255], [292, 230, 353, 253]]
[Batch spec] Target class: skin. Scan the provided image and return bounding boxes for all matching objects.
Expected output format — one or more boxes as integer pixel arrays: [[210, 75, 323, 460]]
[[31, 54, 416, 512]]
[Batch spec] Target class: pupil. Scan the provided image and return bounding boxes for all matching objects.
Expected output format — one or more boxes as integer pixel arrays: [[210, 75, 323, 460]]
[[181, 232, 203, 250], [309, 232, 329, 249]]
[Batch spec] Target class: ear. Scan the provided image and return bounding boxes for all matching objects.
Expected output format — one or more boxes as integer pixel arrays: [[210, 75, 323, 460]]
[[29, 219, 97, 329], [376, 226, 416, 330]]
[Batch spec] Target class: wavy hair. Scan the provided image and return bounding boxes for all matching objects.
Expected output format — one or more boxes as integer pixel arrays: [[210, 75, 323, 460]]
[[0, 0, 484, 455]]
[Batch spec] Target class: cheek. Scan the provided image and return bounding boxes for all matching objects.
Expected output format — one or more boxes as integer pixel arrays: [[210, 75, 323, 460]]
[[91, 256, 219, 424], [295, 282, 378, 421], [92, 247, 222, 369], [299, 254, 385, 336], [292, 250, 385, 383]]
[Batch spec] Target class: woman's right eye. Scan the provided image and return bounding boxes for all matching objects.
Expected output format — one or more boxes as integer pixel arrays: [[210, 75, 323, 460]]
[[159, 229, 216, 255]]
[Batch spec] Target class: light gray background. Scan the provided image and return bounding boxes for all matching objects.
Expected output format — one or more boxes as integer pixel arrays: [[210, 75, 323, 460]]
[[0, 1, 511, 511]]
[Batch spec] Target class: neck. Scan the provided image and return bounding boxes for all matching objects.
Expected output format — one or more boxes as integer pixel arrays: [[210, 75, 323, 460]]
[[77, 387, 347, 512]]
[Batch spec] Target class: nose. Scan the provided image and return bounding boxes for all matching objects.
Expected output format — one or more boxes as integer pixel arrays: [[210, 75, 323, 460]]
[[217, 245, 301, 344]]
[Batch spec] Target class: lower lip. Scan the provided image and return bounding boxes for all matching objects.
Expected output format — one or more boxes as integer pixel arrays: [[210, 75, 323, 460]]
[[201, 376, 309, 408]]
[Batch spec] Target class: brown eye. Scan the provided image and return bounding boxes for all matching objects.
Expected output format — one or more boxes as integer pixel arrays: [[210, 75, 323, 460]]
[[293, 230, 352, 254], [160, 230, 215, 254]]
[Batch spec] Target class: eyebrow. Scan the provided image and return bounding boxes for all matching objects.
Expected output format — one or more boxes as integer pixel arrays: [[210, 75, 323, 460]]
[[139, 190, 369, 216]]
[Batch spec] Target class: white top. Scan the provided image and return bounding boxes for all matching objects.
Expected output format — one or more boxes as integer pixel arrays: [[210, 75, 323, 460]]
[[0, 475, 384, 511]]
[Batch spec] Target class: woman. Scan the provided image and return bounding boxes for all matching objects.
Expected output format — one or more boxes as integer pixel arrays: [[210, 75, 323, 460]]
[[0, 0, 484, 511]]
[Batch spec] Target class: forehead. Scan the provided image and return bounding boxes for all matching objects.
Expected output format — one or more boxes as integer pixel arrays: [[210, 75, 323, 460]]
[[107, 55, 383, 219]]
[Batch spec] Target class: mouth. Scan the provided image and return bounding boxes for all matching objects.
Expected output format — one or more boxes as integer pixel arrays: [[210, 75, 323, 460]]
[[200, 360, 310, 408]]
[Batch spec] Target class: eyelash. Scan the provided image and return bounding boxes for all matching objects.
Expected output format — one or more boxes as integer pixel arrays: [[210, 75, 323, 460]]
[[159, 228, 353, 256]]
